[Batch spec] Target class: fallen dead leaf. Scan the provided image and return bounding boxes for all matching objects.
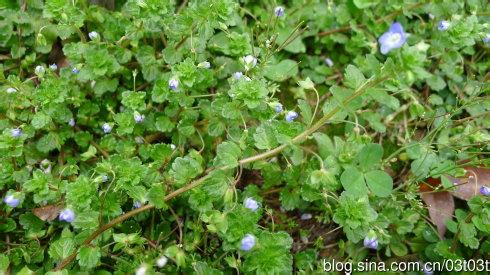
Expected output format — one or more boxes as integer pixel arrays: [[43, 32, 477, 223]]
[[418, 166, 489, 238], [420, 191, 454, 238], [451, 167, 490, 201], [33, 204, 62, 221]]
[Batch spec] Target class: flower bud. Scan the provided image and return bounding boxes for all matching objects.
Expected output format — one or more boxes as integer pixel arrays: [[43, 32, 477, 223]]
[[168, 78, 179, 91], [274, 6, 285, 17]]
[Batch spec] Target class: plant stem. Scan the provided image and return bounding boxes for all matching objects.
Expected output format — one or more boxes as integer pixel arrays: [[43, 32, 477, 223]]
[[318, 2, 425, 37], [53, 73, 388, 271]]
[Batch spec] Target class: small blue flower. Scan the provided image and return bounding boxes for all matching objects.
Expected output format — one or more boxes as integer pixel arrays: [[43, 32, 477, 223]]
[[59, 209, 75, 223], [378, 22, 407, 55], [11, 128, 22, 138], [274, 6, 285, 17], [134, 201, 142, 208], [101, 174, 109, 183], [71, 67, 79, 74], [300, 213, 312, 220], [437, 20, 450, 31], [68, 118, 76, 127], [102, 123, 112, 134], [285, 111, 298, 122], [483, 34, 490, 43], [274, 103, 283, 113], [480, 186, 490, 196], [49, 63, 58, 70], [244, 197, 259, 212], [35, 65, 45, 76], [88, 31, 99, 40], [233, 72, 243, 80], [6, 87, 17, 94], [240, 234, 255, 251], [134, 113, 145, 123], [324, 57, 334, 67], [168, 78, 179, 91], [3, 194, 20, 208], [363, 236, 378, 250]]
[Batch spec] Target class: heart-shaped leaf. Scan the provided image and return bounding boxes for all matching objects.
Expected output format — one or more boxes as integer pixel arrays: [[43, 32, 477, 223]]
[[340, 167, 368, 197], [364, 170, 393, 197]]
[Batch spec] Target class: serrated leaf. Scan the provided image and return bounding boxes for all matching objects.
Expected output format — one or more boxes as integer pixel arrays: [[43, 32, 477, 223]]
[[77, 246, 101, 269], [147, 184, 166, 209], [344, 65, 365, 89], [214, 141, 241, 168], [31, 112, 51, 129]]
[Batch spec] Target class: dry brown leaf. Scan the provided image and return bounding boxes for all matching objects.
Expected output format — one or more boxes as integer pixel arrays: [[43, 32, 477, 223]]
[[420, 191, 454, 238], [33, 204, 62, 221], [450, 167, 490, 201]]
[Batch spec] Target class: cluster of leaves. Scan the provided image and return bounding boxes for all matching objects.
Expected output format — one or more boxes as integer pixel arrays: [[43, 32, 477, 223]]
[[0, 0, 489, 274]]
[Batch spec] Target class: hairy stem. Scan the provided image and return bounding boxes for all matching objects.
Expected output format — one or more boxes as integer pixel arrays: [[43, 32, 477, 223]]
[[318, 2, 425, 37], [53, 73, 388, 271]]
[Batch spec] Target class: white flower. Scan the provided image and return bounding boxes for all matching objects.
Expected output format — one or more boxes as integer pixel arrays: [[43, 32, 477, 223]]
[[88, 31, 99, 40], [198, 61, 211, 69], [6, 87, 17, 94], [242, 55, 257, 70], [135, 264, 147, 275], [324, 57, 334, 67], [156, 256, 168, 268], [233, 72, 243, 80], [300, 213, 312, 220], [35, 65, 45, 76]]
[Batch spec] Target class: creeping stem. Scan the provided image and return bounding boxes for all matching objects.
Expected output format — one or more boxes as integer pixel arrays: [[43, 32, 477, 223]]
[[53, 74, 389, 271]]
